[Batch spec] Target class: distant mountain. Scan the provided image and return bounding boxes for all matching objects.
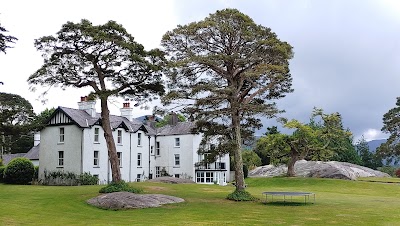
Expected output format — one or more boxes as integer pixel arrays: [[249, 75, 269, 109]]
[[367, 139, 386, 153]]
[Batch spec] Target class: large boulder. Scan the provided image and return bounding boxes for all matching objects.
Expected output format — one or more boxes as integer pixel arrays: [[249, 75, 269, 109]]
[[249, 160, 390, 180], [87, 192, 185, 210]]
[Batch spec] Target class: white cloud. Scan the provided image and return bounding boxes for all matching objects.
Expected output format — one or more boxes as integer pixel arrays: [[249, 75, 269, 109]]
[[362, 128, 387, 142]]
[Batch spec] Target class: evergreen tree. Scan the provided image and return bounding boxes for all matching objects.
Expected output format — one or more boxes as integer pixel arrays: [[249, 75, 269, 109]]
[[161, 8, 293, 192], [28, 20, 165, 182]]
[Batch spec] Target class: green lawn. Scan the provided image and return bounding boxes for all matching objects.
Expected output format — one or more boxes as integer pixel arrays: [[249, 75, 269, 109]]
[[1, 177, 400, 225]]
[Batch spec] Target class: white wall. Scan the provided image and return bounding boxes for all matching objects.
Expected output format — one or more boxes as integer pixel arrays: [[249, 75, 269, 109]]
[[39, 125, 82, 180]]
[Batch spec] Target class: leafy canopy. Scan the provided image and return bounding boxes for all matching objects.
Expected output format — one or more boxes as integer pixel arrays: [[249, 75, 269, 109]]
[[28, 19, 165, 103], [378, 97, 400, 165], [161, 8, 293, 191], [0, 92, 35, 154]]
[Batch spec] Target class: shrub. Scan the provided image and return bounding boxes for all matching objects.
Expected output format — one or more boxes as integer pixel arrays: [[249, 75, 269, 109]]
[[395, 168, 400, 178], [227, 190, 257, 201], [377, 166, 397, 176], [4, 158, 34, 184], [78, 172, 99, 185], [99, 181, 143, 193], [33, 166, 39, 181], [0, 166, 5, 183]]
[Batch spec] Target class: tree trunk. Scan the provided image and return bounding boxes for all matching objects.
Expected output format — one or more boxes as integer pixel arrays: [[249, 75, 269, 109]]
[[100, 97, 121, 182], [232, 111, 246, 192], [287, 148, 298, 177]]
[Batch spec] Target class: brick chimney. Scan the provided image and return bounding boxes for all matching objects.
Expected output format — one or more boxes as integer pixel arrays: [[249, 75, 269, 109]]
[[146, 115, 157, 128], [120, 102, 133, 121], [78, 96, 97, 117]]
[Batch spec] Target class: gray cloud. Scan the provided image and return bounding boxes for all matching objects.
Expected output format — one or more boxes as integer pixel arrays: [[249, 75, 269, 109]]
[[172, 0, 400, 139]]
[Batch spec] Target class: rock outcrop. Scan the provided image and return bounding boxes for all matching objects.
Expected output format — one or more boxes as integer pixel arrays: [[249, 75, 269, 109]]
[[249, 160, 390, 180], [87, 192, 184, 210]]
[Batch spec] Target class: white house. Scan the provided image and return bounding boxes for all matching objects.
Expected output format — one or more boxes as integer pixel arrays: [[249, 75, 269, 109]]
[[38, 97, 230, 185]]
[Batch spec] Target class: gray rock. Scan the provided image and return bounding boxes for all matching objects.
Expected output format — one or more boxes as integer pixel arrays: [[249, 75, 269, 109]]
[[87, 192, 185, 210], [249, 160, 390, 180]]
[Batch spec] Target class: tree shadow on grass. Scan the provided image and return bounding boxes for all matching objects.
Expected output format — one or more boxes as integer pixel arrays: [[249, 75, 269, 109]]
[[262, 201, 314, 206]]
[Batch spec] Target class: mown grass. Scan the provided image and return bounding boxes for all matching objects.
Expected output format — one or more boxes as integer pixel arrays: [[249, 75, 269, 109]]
[[1, 177, 400, 225]]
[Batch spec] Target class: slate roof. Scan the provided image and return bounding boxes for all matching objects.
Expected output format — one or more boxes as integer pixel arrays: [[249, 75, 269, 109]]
[[24, 144, 40, 160], [157, 121, 196, 136], [53, 106, 196, 136], [2, 153, 26, 165], [56, 106, 144, 132]]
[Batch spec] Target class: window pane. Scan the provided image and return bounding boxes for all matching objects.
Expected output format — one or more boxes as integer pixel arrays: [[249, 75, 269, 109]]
[[94, 128, 99, 142]]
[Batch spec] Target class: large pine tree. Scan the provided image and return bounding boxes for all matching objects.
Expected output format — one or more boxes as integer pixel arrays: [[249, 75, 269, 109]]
[[161, 9, 293, 193]]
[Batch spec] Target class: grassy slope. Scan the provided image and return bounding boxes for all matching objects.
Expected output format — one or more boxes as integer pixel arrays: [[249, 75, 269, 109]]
[[1, 177, 400, 226]]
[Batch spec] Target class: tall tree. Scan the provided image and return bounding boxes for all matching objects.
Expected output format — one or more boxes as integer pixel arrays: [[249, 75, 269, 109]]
[[377, 97, 400, 165], [0, 92, 35, 155], [161, 9, 293, 193], [28, 19, 165, 182], [357, 136, 382, 169], [256, 109, 351, 176]]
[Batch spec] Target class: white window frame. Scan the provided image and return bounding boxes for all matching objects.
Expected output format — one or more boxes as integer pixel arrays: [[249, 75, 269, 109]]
[[136, 174, 141, 182], [117, 130, 122, 144], [93, 151, 99, 167], [137, 153, 142, 167], [156, 141, 160, 156], [59, 127, 65, 143], [94, 128, 100, 143], [216, 162, 226, 170], [174, 154, 180, 167], [137, 133, 142, 146], [117, 152, 122, 167], [174, 138, 180, 147], [155, 166, 160, 178], [58, 151, 64, 167]]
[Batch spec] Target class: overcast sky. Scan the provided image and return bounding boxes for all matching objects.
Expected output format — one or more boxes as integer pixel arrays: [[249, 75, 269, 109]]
[[1, 0, 399, 141]]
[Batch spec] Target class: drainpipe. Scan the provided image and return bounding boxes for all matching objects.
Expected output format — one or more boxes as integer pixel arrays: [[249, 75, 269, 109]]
[[148, 135, 151, 179], [80, 129, 84, 175], [129, 133, 132, 182]]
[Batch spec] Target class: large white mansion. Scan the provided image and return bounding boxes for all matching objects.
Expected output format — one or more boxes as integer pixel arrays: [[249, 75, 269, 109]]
[[38, 97, 230, 185]]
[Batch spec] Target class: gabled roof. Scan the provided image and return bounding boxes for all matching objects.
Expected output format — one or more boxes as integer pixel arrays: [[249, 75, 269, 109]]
[[157, 121, 197, 136], [2, 153, 25, 165], [24, 144, 40, 160], [48, 106, 146, 132]]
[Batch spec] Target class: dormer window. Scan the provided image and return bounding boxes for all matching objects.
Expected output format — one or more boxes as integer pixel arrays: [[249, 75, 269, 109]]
[[175, 138, 180, 147], [59, 127, 65, 143], [117, 130, 122, 144]]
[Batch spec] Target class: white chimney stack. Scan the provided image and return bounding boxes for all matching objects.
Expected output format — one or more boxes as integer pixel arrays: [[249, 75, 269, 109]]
[[120, 102, 133, 121], [78, 96, 97, 117]]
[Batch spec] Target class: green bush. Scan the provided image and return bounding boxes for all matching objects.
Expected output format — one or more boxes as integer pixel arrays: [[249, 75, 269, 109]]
[[0, 166, 6, 183], [78, 172, 99, 185], [99, 181, 143, 193], [33, 166, 39, 181], [377, 166, 398, 176], [4, 158, 34, 184], [227, 190, 257, 201], [395, 169, 400, 178]]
